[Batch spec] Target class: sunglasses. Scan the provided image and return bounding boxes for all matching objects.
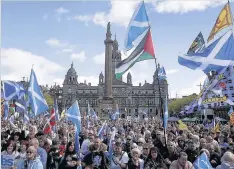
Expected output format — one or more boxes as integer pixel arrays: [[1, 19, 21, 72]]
[[143, 148, 148, 150], [138, 142, 143, 144], [27, 151, 33, 154]]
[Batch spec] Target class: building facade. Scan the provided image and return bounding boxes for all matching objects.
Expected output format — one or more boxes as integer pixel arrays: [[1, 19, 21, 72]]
[[62, 22, 168, 119]]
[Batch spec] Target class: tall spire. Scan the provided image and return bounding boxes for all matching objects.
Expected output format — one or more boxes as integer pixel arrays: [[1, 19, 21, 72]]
[[71, 62, 73, 68]]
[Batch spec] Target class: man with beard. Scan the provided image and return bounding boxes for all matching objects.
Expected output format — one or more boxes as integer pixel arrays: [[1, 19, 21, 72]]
[[82, 137, 109, 169]]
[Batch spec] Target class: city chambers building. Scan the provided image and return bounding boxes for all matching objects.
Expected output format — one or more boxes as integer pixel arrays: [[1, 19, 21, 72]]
[[56, 23, 168, 119]]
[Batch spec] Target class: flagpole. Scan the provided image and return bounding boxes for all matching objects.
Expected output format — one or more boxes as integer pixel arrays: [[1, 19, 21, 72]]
[[154, 58, 167, 146]]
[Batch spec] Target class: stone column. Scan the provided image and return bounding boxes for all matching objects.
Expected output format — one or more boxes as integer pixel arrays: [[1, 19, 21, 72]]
[[104, 22, 113, 98]]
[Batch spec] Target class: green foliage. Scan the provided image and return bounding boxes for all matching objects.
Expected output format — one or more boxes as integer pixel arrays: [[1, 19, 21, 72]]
[[169, 93, 198, 114], [44, 93, 54, 106]]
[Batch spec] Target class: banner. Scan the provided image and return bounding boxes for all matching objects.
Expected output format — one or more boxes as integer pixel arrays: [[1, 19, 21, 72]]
[[1, 155, 14, 168]]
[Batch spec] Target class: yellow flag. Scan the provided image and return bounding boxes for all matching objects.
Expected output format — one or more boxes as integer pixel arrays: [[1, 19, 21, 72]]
[[214, 122, 221, 133], [61, 109, 66, 119], [178, 120, 188, 130], [207, 2, 233, 42]]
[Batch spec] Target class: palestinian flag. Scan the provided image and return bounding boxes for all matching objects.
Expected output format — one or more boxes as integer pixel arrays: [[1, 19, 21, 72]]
[[115, 28, 155, 79]]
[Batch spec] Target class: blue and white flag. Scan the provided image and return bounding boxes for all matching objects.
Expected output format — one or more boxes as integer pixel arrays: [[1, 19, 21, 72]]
[[98, 121, 106, 139], [179, 30, 234, 74], [228, 106, 233, 116], [164, 96, 168, 129], [124, 1, 150, 52], [66, 100, 81, 133], [91, 108, 98, 120], [2, 81, 25, 101], [194, 152, 213, 169], [4, 101, 9, 120], [28, 69, 49, 116], [158, 66, 167, 80]]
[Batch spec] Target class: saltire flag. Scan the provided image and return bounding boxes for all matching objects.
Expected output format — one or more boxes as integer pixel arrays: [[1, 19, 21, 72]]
[[66, 100, 81, 133], [124, 1, 150, 52], [187, 32, 205, 55], [98, 121, 106, 139], [178, 29, 234, 74], [228, 106, 233, 116], [28, 68, 49, 116], [194, 152, 213, 169], [207, 2, 233, 42], [110, 112, 117, 121], [116, 28, 155, 79], [54, 98, 60, 121], [3, 100, 9, 120], [158, 66, 167, 81], [43, 107, 56, 134], [75, 125, 80, 157], [2, 81, 25, 101], [90, 108, 98, 120]]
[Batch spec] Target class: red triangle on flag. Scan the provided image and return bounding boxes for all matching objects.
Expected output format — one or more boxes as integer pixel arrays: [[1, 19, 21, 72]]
[[143, 29, 155, 57]]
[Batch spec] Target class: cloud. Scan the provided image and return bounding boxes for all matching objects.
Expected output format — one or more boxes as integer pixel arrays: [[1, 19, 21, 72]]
[[72, 1, 140, 27], [93, 52, 105, 64], [55, 7, 70, 22], [73, 15, 92, 26], [62, 48, 73, 53], [55, 7, 70, 14], [1, 48, 65, 86], [45, 38, 67, 48], [152, 0, 226, 13], [167, 69, 179, 75], [70, 51, 86, 62], [175, 75, 207, 98]]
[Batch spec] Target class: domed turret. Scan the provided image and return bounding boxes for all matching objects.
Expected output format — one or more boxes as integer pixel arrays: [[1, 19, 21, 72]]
[[63, 62, 78, 85], [67, 62, 77, 75]]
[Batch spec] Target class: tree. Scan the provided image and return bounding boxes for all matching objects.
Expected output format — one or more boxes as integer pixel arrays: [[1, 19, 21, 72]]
[[44, 93, 54, 106], [169, 93, 197, 114]]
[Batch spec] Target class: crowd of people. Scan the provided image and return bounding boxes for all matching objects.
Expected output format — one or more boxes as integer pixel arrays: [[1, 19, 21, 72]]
[[1, 115, 234, 169]]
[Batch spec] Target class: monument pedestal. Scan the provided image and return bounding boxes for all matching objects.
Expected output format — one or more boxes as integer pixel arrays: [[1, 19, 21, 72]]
[[99, 98, 114, 120]]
